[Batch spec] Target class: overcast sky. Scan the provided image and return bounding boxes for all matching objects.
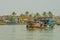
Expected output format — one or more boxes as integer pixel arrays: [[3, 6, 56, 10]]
[[0, 0, 60, 16]]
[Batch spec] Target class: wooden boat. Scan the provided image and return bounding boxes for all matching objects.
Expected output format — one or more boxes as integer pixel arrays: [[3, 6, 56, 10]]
[[26, 22, 50, 30], [26, 19, 54, 30]]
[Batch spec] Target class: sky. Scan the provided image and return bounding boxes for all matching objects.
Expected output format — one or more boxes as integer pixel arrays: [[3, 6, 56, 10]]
[[0, 0, 60, 16]]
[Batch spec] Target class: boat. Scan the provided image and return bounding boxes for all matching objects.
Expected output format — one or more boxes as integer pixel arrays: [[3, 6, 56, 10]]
[[26, 19, 55, 30], [26, 21, 48, 30]]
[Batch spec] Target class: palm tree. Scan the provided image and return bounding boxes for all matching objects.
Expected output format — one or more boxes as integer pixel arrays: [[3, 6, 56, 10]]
[[43, 12, 47, 17], [20, 14, 24, 17], [34, 12, 40, 18], [29, 14, 33, 19], [11, 12, 16, 19], [48, 11, 53, 17], [25, 11, 29, 17], [12, 12, 16, 16]]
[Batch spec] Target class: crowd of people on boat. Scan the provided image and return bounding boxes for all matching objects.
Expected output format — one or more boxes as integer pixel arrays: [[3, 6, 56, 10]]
[[26, 18, 55, 29]]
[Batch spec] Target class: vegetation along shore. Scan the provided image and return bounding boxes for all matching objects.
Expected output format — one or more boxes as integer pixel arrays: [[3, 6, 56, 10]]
[[0, 11, 60, 25]]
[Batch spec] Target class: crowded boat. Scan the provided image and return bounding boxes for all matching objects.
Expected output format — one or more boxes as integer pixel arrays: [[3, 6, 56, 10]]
[[26, 17, 55, 30]]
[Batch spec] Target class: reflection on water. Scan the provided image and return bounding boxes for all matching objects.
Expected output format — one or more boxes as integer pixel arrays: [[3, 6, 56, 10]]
[[0, 25, 60, 40], [26, 29, 53, 40]]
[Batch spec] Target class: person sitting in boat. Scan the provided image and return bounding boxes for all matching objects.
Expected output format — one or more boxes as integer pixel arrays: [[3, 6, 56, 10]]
[[39, 20, 43, 26], [39, 20, 46, 27], [43, 20, 48, 27], [48, 18, 54, 28]]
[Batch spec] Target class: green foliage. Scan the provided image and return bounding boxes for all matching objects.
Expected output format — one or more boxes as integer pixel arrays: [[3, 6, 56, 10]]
[[34, 12, 40, 18], [48, 11, 53, 17], [12, 12, 16, 16], [20, 14, 25, 17], [36, 12, 40, 16], [25, 11, 29, 16], [28, 14, 33, 19], [29, 14, 32, 17], [43, 12, 47, 17]]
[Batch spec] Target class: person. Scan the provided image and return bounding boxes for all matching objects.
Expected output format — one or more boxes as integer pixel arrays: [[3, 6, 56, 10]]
[[26, 24, 28, 29], [48, 18, 53, 28], [43, 20, 48, 27], [39, 20, 44, 26]]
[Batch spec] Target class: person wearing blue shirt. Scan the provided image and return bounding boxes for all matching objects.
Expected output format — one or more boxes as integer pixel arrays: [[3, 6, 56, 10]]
[[48, 18, 54, 28]]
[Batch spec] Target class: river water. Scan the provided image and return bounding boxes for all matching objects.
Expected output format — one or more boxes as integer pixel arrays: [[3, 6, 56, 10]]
[[0, 25, 60, 40]]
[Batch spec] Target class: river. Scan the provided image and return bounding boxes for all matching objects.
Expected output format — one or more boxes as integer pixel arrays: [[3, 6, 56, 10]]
[[0, 25, 60, 40]]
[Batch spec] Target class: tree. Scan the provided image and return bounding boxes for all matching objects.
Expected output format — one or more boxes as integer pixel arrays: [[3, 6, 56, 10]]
[[20, 14, 24, 17], [34, 12, 40, 18], [20, 13, 26, 21], [12, 12, 16, 16], [20, 14, 25, 19], [48, 11, 53, 17], [36, 12, 40, 16], [25, 11, 29, 17], [33, 15, 36, 18], [43, 12, 47, 17], [29, 14, 33, 19]]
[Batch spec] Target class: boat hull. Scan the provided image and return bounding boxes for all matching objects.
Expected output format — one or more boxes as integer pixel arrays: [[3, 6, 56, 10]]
[[26, 25, 49, 30]]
